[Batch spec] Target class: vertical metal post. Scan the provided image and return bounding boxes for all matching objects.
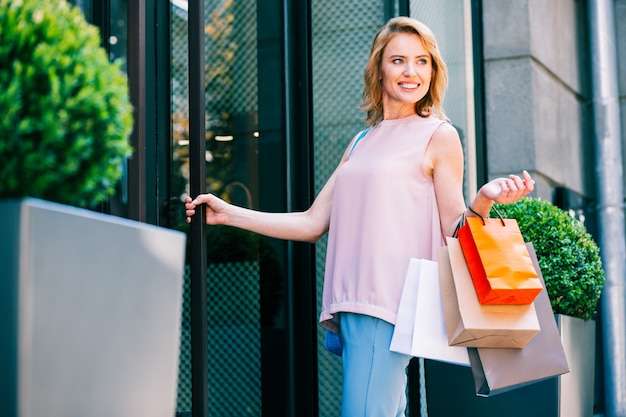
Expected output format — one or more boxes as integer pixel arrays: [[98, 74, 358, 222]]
[[283, 0, 319, 414], [127, 0, 146, 222], [281, 1, 297, 416], [588, 1, 626, 416], [188, 0, 208, 416]]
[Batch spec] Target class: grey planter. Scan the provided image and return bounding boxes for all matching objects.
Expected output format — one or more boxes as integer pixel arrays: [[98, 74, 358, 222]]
[[557, 314, 596, 417], [0, 198, 186, 417], [424, 314, 596, 417]]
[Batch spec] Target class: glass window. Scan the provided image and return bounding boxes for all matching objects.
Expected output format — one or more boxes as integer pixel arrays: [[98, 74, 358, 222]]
[[310, 1, 388, 415], [170, 0, 265, 414], [411, 0, 477, 197]]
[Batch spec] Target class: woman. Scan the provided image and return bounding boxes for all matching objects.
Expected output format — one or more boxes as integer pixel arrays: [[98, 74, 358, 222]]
[[185, 16, 534, 417]]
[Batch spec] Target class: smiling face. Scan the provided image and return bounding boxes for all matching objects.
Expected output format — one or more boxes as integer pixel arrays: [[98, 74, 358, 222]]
[[379, 33, 432, 120]]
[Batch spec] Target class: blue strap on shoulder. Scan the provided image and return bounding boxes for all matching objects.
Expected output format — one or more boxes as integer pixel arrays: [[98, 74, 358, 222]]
[[348, 128, 370, 158]]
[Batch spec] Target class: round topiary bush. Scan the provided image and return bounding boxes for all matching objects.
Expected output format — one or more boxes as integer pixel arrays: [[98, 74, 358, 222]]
[[494, 198, 605, 320], [0, 0, 133, 208]]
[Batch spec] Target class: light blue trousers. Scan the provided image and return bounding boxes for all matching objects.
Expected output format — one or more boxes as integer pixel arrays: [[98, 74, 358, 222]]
[[339, 313, 412, 417]]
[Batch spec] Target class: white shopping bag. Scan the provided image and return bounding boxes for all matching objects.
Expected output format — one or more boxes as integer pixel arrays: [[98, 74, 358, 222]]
[[390, 258, 470, 366]]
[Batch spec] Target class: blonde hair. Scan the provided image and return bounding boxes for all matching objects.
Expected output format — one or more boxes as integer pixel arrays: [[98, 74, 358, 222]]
[[361, 17, 449, 125]]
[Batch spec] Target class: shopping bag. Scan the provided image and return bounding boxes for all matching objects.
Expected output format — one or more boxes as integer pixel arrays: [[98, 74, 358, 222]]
[[438, 238, 540, 348], [468, 242, 570, 396], [390, 258, 470, 366], [457, 211, 542, 305]]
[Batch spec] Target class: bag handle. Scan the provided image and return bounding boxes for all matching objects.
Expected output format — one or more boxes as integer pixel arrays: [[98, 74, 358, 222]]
[[466, 205, 506, 227], [453, 212, 465, 238]]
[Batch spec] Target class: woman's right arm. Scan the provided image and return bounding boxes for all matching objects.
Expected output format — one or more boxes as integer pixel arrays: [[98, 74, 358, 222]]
[[185, 141, 354, 243]]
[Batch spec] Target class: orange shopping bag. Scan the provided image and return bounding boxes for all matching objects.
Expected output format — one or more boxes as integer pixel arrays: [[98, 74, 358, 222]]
[[457, 208, 542, 304]]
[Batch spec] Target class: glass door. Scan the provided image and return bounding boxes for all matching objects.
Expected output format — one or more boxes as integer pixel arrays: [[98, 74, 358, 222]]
[[169, 1, 309, 415], [170, 0, 264, 414]]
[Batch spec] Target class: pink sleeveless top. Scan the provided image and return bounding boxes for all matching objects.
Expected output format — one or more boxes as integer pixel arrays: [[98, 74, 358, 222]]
[[320, 115, 446, 331]]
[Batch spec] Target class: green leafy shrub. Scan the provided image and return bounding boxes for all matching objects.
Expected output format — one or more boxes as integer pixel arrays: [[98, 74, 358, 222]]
[[494, 198, 605, 320], [0, 0, 133, 208]]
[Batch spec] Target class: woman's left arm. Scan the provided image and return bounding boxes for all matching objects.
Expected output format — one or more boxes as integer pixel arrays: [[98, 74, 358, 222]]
[[426, 123, 535, 238], [426, 123, 468, 237]]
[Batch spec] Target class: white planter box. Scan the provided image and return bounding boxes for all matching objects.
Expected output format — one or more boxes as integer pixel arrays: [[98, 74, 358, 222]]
[[0, 198, 186, 417]]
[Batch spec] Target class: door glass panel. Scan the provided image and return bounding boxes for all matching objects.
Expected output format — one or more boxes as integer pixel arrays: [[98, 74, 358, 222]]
[[310, 1, 387, 415], [170, 0, 262, 414]]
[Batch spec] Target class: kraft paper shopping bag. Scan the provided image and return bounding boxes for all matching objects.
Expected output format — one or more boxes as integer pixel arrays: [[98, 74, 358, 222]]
[[458, 215, 542, 304], [468, 242, 570, 396], [439, 238, 540, 348], [390, 258, 470, 366]]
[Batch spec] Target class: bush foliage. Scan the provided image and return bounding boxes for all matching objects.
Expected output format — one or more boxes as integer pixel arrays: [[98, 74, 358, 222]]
[[494, 198, 605, 320], [0, 0, 133, 208]]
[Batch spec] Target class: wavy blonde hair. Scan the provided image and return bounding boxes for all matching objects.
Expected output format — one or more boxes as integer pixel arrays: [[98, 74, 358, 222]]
[[361, 17, 449, 125]]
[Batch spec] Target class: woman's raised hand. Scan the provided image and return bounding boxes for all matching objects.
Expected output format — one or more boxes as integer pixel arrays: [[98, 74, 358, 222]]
[[479, 170, 535, 205]]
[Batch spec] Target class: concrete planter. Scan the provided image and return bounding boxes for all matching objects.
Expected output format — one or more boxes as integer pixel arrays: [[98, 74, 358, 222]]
[[0, 198, 186, 417], [424, 314, 596, 417], [557, 314, 596, 417]]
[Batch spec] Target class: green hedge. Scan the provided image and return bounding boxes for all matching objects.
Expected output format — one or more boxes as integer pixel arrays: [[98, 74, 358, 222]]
[[0, 0, 133, 208], [494, 198, 605, 320]]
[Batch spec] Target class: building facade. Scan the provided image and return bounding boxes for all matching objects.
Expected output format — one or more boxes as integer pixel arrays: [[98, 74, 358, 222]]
[[73, 0, 625, 416]]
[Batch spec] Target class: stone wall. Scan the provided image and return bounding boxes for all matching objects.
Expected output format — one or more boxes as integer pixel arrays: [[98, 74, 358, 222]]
[[482, 0, 594, 202]]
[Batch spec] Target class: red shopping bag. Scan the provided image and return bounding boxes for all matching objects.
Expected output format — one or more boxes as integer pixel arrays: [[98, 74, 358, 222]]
[[457, 209, 542, 305]]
